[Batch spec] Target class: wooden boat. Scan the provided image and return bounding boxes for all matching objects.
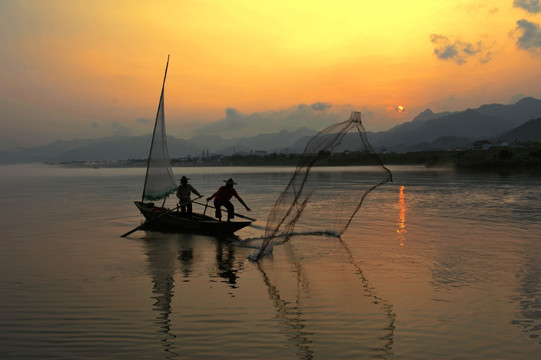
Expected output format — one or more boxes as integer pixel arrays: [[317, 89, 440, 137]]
[[122, 56, 252, 237], [134, 201, 251, 234]]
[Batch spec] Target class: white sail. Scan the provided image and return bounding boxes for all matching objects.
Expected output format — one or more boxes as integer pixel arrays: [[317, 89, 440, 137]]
[[142, 56, 177, 202]]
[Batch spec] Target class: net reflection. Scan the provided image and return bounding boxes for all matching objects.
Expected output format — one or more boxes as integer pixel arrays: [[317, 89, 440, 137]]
[[256, 243, 315, 360], [142, 231, 396, 358], [337, 237, 396, 358], [256, 236, 396, 359], [396, 185, 407, 246]]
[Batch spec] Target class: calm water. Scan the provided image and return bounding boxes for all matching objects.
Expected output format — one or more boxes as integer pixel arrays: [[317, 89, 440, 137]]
[[0, 164, 540, 359]]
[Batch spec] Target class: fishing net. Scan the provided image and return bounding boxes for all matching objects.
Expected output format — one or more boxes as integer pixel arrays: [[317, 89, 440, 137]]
[[251, 111, 393, 260]]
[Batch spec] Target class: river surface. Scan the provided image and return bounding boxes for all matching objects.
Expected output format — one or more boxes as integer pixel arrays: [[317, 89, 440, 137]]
[[0, 164, 540, 359]]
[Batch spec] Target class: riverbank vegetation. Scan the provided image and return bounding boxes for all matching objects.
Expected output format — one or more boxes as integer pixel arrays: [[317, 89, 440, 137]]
[[52, 142, 541, 170]]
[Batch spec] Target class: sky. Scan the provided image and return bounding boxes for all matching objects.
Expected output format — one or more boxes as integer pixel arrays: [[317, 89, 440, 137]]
[[1, 0, 540, 149]]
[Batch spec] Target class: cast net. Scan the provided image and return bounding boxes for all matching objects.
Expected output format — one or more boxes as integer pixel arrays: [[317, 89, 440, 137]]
[[251, 111, 393, 260]]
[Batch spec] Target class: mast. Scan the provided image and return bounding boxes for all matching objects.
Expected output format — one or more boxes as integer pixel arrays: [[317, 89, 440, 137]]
[[142, 55, 171, 202]]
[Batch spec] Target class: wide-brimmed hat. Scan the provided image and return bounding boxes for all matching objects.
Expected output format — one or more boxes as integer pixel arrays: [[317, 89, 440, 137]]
[[179, 176, 189, 183], [223, 178, 237, 185]]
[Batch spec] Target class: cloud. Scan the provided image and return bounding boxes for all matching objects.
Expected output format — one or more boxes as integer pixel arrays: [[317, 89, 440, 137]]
[[193, 107, 246, 135], [514, 19, 541, 53], [430, 34, 492, 64], [174, 102, 403, 139], [191, 102, 346, 138], [513, 0, 541, 13], [308, 102, 332, 111]]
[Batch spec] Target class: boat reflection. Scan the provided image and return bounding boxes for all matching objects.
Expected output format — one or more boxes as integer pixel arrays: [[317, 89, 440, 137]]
[[396, 185, 407, 246], [215, 240, 239, 289], [144, 233, 185, 359], [178, 246, 194, 279], [143, 232, 242, 358], [142, 230, 395, 358]]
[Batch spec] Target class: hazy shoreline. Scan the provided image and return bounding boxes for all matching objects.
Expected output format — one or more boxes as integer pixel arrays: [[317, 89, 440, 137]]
[[42, 144, 541, 171]]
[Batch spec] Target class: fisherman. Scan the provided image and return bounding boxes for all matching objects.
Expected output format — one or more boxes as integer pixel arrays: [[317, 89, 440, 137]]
[[207, 178, 251, 221], [176, 176, 201, 216]]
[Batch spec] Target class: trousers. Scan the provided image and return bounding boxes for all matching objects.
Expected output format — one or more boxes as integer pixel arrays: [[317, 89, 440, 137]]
[[180, 202, 193, 214], [214, 200, 234, 220]]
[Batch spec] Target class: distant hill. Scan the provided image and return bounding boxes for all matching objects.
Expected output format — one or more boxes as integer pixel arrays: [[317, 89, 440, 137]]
[[411, 108, 453, 123], [50, 135, 201, 162], [0, 137, 112, 163], [201, 127, 318, 155], [475, 97, 541, 125], [1, 98, 540, 163], [497, 117, 541, 143], [407, 136, 472, 152], [0, 128, 318, 164], [373, 97, 541, 152], [377, 109, 515, 149]]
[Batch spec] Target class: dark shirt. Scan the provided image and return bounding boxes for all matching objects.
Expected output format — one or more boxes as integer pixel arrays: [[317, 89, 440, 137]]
[[213, 186, 240, 202], [176, 184, 200, 202]]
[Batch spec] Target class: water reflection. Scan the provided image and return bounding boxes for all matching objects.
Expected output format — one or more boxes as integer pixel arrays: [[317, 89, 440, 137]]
[[430, 249, 488, 290], [215, 240, 239, 289], [144, 235, 183, 359], [256, 236, 397, 359], [257, 244, 314, 360], [143, 230, 397, 359], [337, 237, 396, 358], [512, 256, 541, 343], [144, 233, 242, 358], [396, 185, 407, 246], [178, 247, 194, 279]]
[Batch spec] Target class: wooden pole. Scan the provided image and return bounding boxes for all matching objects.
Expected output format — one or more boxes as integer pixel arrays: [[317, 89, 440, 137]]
[[193, 200, 256, 221]]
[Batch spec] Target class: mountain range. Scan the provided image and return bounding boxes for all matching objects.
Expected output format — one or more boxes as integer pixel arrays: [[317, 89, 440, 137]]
[[1, 97, 540, 164]]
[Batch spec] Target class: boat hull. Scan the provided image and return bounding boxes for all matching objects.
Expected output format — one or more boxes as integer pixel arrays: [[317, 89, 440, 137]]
[[134, 201, 251, 234]]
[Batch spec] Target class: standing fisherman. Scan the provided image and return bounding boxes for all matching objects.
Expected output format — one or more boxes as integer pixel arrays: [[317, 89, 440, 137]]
[[176, 176, 201, 216], [207, 178, 251, 221]]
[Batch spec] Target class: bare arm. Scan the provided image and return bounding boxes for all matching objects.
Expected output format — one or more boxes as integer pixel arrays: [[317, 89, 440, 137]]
[[190, 185, 201, 197], [236, 195, 251, 211]]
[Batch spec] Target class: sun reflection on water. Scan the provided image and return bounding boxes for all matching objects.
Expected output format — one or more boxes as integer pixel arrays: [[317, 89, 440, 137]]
[[396, 185, 407, 246]]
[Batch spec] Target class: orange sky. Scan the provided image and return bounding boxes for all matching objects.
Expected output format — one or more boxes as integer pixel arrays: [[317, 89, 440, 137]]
[[1, 0, 540, 148]]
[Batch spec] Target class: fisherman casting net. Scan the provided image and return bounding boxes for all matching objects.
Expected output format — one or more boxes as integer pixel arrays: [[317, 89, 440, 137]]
[[251, 111, 393, 260]]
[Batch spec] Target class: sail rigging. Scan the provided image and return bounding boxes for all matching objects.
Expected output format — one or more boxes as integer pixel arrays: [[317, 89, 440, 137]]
[[142, 55, 177, 202]]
